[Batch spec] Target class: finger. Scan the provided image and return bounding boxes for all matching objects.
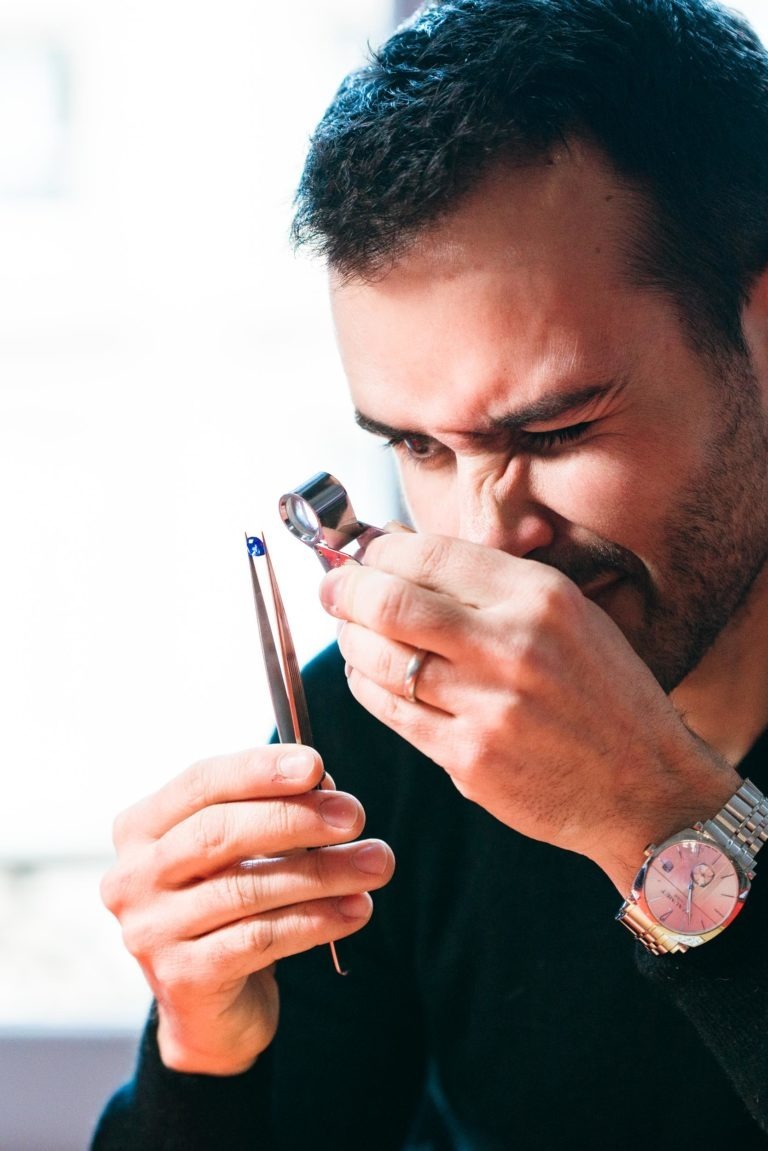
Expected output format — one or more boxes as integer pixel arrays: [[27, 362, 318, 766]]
[[114, 745, 325, 846], [160, 839, 395, 939], [364, 531, 558, 606], [345, 662, 449, 751], [321, 562, 470, 656], [345, 648, 560, 805], [152, 790, 367, 886], [338, 622, 455, 713], [172, 890, 377, 985], [344, 668, 488, 798]]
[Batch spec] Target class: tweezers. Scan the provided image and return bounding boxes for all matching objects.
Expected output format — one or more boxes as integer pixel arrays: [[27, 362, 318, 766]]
[[245, 533, 346, 975]]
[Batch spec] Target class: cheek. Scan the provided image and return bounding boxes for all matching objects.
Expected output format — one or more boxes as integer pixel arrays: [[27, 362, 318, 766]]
[[537, 450, 673, 551], [524, 444, 680, 555], [550, 456, 629, 533]]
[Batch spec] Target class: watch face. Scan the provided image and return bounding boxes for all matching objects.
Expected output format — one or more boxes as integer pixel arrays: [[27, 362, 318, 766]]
[[644, 838, 740, 936]]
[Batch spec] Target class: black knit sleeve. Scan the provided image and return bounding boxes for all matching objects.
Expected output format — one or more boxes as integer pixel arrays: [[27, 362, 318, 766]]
[[91, 1004, 274, 1150]]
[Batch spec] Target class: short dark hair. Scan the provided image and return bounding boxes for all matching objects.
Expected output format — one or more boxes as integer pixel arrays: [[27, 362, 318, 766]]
[[293, 0, 768, 356]]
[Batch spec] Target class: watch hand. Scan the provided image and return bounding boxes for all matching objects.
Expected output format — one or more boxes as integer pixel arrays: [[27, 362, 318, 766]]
[[686, 875, 694, 924]]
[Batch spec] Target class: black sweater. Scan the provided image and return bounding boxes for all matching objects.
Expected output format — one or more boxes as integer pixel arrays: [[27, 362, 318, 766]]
[[93, 645, 768, 1149]]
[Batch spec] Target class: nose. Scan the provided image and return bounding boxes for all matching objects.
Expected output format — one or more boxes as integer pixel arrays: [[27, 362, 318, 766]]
[[454, 455, 555, 556]]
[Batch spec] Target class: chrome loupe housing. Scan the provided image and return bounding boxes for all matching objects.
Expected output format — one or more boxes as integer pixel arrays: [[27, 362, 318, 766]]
[[279, 472, 385, 570]]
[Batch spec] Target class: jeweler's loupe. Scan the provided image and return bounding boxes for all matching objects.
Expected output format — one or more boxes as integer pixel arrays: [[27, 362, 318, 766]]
[[279, 472, 385, 570]]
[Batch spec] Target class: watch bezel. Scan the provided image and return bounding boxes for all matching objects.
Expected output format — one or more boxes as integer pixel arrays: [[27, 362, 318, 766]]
[[631, 827, 751, 946]]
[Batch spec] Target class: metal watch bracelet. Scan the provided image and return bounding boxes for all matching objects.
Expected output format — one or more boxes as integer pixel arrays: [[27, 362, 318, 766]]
[[701, 777, 768, 872], [616, 902, 690, 955]]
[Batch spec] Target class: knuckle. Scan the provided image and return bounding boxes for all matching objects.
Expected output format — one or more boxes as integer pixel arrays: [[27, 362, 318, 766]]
[[100, 856, 148, 917], [151, 946, 193, 990], [302, 847, 325, 888], [508, 629, 543, 685], [119, 920, 145, 960], [150, 831, 180, 879], [530, 569, 580, 622], [111, 806, 137, 849], [266, 797, 294, 843], [225, 869, 260, 915], [209, 894, 334, 971], [373, 576, 410, 635], [192, 805, 230, 856], [452, 710, 509, 779], [121, 914, 163, 963], [373, 642, 399, 686], [451, 730, 482, 780], [232, 917, 277, 963], [99, 866, 124, 914], [379, 685, 409, 727], [471, 723, 502, 769], [417, 534, 453, 581], [251, 917, 278, 958], [181, 758, 215, 813]]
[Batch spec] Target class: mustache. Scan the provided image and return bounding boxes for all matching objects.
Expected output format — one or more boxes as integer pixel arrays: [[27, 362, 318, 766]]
[[528, 538, 648, 590]]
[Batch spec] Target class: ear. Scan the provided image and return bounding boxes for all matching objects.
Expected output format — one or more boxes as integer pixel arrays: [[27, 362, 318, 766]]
[[741, 266, 768, 397]]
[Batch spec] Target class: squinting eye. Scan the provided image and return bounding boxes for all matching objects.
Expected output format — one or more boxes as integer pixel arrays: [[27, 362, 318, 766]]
[[402, 435, 434, 457], [384, 433, 442, 462], [518, 422, 592, 451]]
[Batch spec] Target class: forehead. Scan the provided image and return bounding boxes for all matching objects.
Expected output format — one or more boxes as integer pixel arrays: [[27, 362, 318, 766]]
[[329, 144, 653, 427], [391, 142, 639, 276]]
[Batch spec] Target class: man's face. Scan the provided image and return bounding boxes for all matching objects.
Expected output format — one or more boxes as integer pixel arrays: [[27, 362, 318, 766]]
[[329, 145, 768, 691]]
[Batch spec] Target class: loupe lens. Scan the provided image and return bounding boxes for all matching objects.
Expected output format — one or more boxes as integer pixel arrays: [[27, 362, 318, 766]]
[[284, 494, 322, 542]]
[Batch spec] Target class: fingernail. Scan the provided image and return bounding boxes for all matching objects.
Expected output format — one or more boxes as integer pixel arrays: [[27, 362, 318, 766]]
[[277, 750, 314, 779], [336, 892, 372, 919], [319, 568, 345, 615], [319, 795, 360, 828], [352, 842, 390, 875]]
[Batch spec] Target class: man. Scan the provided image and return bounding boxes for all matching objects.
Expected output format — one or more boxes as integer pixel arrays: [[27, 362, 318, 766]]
[[94, 1, 768, 1146]]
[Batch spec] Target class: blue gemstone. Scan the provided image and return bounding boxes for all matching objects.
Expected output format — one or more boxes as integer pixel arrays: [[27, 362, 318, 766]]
[[246, 535, 265, 557]]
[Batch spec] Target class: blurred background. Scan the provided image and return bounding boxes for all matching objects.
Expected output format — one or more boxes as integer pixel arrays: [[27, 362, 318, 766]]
[[0, 0, 766, 1147], [0, 0, 415, 1147]]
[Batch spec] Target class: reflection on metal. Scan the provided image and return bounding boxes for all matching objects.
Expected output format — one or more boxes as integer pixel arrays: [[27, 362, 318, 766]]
[[280, 472, 387, 570]]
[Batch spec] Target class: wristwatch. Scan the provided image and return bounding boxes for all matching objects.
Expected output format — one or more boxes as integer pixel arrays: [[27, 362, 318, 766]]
[[616, 778, 768, 954]]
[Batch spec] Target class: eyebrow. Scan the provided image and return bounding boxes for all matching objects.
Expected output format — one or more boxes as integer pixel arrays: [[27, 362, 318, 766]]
[[354, 380, 624, 440]]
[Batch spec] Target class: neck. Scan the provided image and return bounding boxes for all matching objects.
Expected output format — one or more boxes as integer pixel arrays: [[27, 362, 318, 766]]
[[671, 562, 768, 765]]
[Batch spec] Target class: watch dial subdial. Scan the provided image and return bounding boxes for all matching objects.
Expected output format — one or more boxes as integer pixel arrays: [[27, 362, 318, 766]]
[[692, 862, 715, 888]]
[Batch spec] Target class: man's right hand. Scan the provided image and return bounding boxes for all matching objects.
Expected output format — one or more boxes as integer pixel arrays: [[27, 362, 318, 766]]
[[100, 745, 394, 1076]]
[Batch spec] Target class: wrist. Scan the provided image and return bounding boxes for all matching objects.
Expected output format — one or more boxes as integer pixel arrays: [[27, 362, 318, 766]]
[[156, 1007, 270, 1077], [594, 751, 742, 897]]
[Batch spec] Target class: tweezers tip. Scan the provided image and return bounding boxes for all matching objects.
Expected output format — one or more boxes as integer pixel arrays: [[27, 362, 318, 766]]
[[330, 941, 348, 976]]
